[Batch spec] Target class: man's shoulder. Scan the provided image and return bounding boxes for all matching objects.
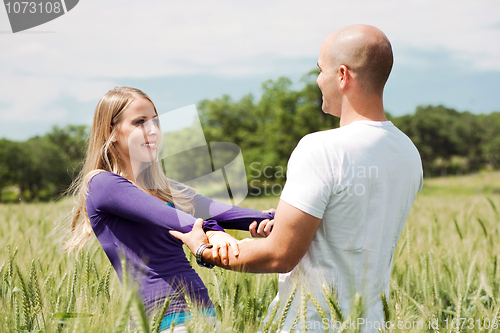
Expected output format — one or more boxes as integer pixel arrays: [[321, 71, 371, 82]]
[[298, 128, 342, 147], [288, 130, 344, 167], [297, 123, 373, 150], [294, 121, 420, 165]]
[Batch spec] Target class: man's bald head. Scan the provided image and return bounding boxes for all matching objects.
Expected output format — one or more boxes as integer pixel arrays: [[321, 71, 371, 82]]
[[323, 25, 393, 94]]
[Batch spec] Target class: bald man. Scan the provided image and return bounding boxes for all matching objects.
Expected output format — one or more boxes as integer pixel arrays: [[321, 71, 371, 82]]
[[172, 25, 423, 332]]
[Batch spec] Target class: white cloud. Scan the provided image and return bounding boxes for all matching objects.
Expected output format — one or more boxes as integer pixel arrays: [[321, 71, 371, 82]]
[[0, 0, 499, 138], [0, 72, 117, 121], [2, 0, 499, 77]]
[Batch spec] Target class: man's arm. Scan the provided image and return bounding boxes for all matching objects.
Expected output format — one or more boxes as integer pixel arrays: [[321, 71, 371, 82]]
[[170, 199, 321, 273]]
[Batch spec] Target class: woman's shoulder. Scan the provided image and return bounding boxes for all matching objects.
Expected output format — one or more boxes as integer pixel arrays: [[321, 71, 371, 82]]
[[87, 170, 131, 192]]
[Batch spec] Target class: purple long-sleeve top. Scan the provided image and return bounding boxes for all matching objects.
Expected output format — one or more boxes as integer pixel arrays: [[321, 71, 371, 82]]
[[86, 171, 274, 315]]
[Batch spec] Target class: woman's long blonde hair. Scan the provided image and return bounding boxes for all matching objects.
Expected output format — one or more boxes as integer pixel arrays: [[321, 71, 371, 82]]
[[64, 87, 196, 254]]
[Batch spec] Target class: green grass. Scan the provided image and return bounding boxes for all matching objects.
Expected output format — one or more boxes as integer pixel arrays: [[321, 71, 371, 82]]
[[419, 171, 500, 196], [1, 173, 500, 332]]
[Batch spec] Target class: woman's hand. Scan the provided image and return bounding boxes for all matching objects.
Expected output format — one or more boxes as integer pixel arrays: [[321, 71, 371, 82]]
[[249, 208, 276, 238], [206, 230, 239, 265], [249, 219, 274, 238]]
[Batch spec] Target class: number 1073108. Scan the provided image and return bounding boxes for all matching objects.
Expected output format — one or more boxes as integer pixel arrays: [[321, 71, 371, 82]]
[[443, 318, 498, 330], [5, 1, 62, 14]]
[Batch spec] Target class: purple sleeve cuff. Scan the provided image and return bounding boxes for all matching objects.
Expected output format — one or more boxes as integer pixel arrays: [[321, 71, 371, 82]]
[[202, 219, 225, 232]]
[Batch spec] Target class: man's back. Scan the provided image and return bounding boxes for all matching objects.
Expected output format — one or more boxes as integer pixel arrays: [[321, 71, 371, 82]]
[[275, 120, 423, 331], [168, 24, 421, 333]]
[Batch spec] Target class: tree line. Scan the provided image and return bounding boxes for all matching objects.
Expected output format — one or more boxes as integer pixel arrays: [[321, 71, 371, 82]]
[[0, 125, 88, 202], [199, 73, 500, 186], [1, 72, 499, 201]]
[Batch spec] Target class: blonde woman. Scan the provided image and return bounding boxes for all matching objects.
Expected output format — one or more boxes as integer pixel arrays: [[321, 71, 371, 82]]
[[65, 87, 274, 332]]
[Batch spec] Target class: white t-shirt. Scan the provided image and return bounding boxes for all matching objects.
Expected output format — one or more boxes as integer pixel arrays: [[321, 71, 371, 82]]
[[267, 120, 423, 332]]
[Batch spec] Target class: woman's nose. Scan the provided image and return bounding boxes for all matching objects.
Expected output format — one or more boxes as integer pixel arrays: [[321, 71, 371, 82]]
[[144, 119, 159, 135]]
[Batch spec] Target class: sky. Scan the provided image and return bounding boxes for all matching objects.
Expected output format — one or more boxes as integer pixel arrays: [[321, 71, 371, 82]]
[[0, 0, 499, 141]]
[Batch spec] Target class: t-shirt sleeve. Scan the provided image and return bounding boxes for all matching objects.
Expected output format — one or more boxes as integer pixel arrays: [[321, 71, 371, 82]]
[[280, 136, 335, 219], [87, 171, 223, 233], [192, 194, 275, 231]]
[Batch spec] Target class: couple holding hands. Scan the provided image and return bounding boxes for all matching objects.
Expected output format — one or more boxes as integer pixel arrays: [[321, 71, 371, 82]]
[[65, 25, 422, 333]]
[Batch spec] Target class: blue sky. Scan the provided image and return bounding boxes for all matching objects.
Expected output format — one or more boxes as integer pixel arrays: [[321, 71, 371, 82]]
[[0, 0, 499, 141]]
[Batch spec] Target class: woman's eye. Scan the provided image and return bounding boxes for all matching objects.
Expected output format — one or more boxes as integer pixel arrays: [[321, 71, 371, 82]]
[[134, 119, 145, 125], [153, 118, 159, 126]]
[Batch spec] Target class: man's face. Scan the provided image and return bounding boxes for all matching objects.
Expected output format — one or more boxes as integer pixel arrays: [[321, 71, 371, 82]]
[[316, 40, 341, 117]]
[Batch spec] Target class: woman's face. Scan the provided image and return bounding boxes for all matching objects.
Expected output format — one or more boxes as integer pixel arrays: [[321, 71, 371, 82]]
[[113, 97, 160, 167]]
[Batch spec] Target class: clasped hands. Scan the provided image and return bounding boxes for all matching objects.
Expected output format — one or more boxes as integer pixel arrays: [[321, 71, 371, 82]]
[[170, 209, 275, 265]]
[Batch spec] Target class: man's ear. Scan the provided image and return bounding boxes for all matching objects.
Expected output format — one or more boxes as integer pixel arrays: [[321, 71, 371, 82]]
[[339, 65, 349, 89]]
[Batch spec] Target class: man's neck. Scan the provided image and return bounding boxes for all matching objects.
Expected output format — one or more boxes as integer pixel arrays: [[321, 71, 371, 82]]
[[339, 112, 387, 127], [338, 95, 387, 127]]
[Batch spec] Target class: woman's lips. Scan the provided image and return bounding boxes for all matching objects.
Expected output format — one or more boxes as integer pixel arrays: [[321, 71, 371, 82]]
[[141, 142, 157, 149]]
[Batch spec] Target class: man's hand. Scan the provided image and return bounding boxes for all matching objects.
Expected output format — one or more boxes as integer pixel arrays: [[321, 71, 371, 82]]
[[237, 238, 254, 245], [169, 219, 208, 256], [206, 230, 239, 264], [172, 202, 321, 274]]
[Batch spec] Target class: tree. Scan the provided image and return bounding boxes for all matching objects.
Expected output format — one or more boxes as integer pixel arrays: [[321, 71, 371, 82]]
[[199, 73, 340, 192], [44, 125, 88, 179], [0, 139, 24, 201], [0, 125, 89, 201], [479, 112, 500, 168], [393, 105, 485, 176]]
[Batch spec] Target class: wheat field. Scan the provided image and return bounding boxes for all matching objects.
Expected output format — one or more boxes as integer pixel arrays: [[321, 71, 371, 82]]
[[1, 172, 499, 332]]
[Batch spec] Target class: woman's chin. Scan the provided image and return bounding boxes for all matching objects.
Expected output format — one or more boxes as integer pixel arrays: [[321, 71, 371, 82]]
[[131, 155, 158, 165], [130, 147, 158, 162]]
